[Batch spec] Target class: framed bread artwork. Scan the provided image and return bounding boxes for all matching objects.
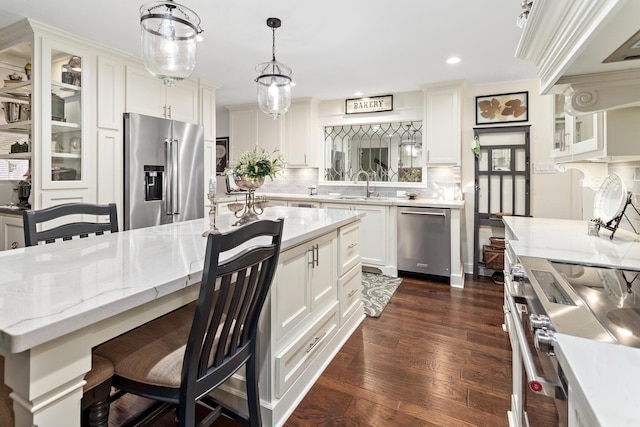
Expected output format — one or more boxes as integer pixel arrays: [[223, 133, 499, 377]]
[[475, 91, 528, 125]]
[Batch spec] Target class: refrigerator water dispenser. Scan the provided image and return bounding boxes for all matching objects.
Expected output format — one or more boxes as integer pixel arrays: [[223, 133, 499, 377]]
[[144, 165, 164, 201]]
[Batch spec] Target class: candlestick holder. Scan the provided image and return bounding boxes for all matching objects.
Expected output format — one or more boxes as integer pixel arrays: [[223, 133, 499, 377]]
[[202, 193, 219, 236]]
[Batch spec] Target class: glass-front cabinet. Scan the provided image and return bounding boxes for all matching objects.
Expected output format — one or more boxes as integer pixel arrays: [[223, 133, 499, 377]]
[[552, 93, 598, 160], [552, 94, 570, 157], [0, 20, 94, 211], [0, 44, 32, 156], [41, 39, 89, 188]]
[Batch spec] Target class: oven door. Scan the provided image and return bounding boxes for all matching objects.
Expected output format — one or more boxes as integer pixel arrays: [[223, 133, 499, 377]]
[[504, 275, 567, 427]]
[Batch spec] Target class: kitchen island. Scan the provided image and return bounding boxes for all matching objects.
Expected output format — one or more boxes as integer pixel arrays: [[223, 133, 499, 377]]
[[218, 192, 465, 286], [503, 216, 640, 426], [0, 206, 364, 427]]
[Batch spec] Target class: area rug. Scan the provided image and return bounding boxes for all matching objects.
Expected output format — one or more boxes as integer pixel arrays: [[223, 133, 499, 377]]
[[361, 272, 403, 318]]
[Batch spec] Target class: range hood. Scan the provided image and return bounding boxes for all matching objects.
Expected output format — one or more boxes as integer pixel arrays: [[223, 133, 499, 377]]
[[517, 0, 640, 113], [604, 28, 640, 63]]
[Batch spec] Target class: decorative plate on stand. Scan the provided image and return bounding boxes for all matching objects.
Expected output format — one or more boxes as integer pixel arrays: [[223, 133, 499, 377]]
[[593, 173, 627, 223]]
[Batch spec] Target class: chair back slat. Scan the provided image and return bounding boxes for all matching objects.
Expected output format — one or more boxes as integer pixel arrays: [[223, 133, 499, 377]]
[[23, 203, 118, 246], [181, 218, 284, 402]]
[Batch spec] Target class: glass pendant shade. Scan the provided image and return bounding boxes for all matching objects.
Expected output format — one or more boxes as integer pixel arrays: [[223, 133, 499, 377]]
[[256, 60, 292, 119], [255, 17, 292, 119], [140, 1, 202, 87]]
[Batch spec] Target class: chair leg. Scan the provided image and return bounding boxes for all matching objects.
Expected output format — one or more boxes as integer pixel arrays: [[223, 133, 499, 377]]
[[81, 381, 111, 427], [85, 398, 110, 427], [177, 401, 196, 427], [245, 355, 262, 427]]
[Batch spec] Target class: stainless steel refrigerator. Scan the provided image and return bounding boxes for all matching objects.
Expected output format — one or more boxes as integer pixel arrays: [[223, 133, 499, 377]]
[[124, 112, 204, 230]]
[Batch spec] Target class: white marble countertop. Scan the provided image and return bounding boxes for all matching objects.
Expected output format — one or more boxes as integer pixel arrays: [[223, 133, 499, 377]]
[[218, 192, 465, 209], [503, 216, 640, 270], [555, 333, 640, 426], [0, 207, 363, 353], [504, 216, 640, 426]]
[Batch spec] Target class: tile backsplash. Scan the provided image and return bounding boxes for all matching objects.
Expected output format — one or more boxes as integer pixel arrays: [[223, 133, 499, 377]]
[[607, 161, 640, 234], [258, 165, 462, 200]]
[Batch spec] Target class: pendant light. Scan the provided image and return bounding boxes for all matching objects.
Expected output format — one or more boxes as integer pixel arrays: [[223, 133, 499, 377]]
[[140, 0, 203, 87], [255, 17, 292, 119]]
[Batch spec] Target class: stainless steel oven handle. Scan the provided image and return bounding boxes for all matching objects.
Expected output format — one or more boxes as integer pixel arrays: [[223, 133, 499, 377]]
[[505, 292, 564, 399]]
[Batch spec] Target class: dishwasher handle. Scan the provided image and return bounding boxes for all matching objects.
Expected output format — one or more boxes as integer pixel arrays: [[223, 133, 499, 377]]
[[400, 211, 446, 217]]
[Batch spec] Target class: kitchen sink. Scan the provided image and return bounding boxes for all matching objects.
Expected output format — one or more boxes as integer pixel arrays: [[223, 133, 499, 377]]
[[336, 196, 368, 201]]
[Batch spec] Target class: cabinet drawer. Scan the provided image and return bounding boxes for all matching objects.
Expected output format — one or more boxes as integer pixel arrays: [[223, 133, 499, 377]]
[[338, 221, 361, 276], [275, 302, 338, 398], [339, 263, 362, 326]]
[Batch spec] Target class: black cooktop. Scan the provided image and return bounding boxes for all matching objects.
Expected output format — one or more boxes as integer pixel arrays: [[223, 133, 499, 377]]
[[551, 261, 640, 347]]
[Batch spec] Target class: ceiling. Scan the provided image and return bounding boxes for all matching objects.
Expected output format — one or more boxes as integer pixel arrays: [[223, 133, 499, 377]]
[[0, 0, 538, 109]]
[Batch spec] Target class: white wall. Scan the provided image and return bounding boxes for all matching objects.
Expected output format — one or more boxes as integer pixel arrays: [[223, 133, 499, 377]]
[[214, 108, 230, 192], [460, 79, 581, 273]]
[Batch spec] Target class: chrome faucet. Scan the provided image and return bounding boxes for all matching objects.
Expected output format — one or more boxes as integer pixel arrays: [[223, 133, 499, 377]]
[[354, 170, 372, 198]]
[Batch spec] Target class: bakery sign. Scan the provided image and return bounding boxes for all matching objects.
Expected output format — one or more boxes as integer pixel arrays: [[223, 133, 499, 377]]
[[345, 95, 393, 114]]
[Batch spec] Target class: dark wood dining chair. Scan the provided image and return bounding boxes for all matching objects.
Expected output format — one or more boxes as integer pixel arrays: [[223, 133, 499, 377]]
[[22, 202, 118, 246], [96, 218, 285, 427], [19, 202, 119, 427]]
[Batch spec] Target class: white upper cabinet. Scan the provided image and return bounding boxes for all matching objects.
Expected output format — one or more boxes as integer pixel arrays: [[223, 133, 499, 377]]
[[227, 98, 319, 166], [552, 94, 599, 160], [422, 82, 462, 165], [552, 100, 640, 162], [125, 64, 199, 124], [284, 98, 319, 167], [256, 109, 283, 154], [199, 80, 219, 141], [228, 106, 257, 163], [97, 54, 124, 130]]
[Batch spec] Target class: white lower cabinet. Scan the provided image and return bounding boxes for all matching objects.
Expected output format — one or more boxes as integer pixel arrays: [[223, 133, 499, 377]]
[[337, 220, 360, 276], [275, 303, 338, 398], [274, 230, 336, 342], [0, 215, 24, 250], [323, 202, 394, 274], [339, 263, 362, 327], [213, 222, 364, 427], [268, 200, 288, 207]]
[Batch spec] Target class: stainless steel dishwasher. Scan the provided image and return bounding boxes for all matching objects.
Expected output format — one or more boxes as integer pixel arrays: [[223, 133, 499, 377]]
[[397, 206, 451, 277]]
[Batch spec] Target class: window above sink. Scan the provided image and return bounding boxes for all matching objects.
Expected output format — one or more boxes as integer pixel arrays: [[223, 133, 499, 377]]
[[323, 120, 423, 183]]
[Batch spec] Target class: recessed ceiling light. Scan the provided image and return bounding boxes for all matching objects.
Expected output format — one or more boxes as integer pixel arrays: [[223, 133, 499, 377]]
[[446, 57, 461, 64], [353, 91, 364, 97]]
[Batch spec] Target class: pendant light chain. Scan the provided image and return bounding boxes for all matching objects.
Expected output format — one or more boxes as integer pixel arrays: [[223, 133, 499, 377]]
[[271, 26, 276, 62]]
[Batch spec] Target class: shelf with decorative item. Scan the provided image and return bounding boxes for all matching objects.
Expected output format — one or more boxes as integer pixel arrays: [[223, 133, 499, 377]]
[[51, 152, 81, 159], [0, 120, 31, 134], [51, 81, 81, 99], [0, 152, 31, 160], [51, 121, 80, 133], [0, 81, 31, 100]]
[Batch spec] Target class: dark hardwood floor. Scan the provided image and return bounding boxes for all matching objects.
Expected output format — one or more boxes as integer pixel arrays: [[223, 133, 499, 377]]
[[109, 274, 558, 426]]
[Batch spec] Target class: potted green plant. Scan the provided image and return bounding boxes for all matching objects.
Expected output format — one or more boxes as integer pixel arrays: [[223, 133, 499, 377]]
[[226, 147, 284, 190]]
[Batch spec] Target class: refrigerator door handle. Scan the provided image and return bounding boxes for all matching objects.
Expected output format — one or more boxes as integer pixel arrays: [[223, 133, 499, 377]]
[[165, 138, 180, 215]]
